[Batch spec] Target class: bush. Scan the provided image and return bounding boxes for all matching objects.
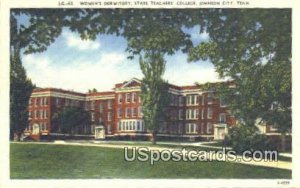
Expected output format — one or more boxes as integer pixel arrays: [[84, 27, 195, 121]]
[[225, 125, 275, 153]]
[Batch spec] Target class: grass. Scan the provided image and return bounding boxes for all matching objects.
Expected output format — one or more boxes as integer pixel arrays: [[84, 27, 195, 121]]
[[10, 143, 291, 179]]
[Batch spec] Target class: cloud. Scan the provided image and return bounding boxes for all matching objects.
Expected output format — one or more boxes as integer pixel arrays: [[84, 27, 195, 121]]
[[22, 52, 142, 93], [63, 32, 101, 51], [22, 51, 222, 93]]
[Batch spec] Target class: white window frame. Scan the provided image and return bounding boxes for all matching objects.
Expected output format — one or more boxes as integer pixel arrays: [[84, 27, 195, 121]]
[[118, 94, 122, 104], [91, 112, 95, 121], [107, 100, 112, 109], [138, 106, 143, 117], [108, 112, 112, 121], [99, 102, 104, 113], [207, 107, 213, 119], [201, 109, 204, 119], [179, 96, 184, 106], [126, 93, 131, 103], [207, 122, 213, 134], [91, 101, 95, 110], [35, 98, 38, 106], [207, 93, 213, 104], [132, 93, 136, 103], [132, 108, 137, 117], [219, 113, 226, 123], [220, 97, 226, 107], [39, 110, 43, 119], [117, 108, 122, 118], [186, 123, 197, 134], [178, 109, 183, 120], [107, 124, 111, 134], [126, 107, 130, 117]]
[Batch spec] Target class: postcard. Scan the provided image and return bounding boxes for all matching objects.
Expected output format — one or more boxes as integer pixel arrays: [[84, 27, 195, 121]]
[[0, 0, 299, 187]]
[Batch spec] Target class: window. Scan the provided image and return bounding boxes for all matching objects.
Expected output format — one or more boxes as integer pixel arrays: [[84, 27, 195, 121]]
[[201, 95, 204, 105], [107, 125, 111, 134], [179, 96, 184, 106], [178, 110, 184, 120], [99, 103, 104, 113], [132, 93, 136, 103], [220, 97, 226, 107], [185, 123, 197, 134], [107, 100, 112, 109], [29, 99, 32, 106], [195, 109, 199, 119], [40, 98, 43, 106], [200, 123, 204, 134], [186, 109, 199, 120], [39, 110, 43, 119], [219, 113, 226, 123], [44, 123, 48, 131], [138, 95, 142, 103], [137, 121, 140, 131], [28, 111, 31, 119], [207, 107, 213, 119], [118, 94, 122, 104], [34, 110, 37, 119], [126, 93, 131, 103], [84, 101, 88, 110], [201, 109, 204, 119], [44, 110, 48, 119], [132, 108, 137, 117], [126, 107, 130, 117], [91, 101, 95, 110], [91, 112, 95, 121], [186, 95, 198, 105], [99, 117, 103, 124], [108, 112, 112, 121], [35, 98, 38, 106], [117, 108, 122, 118], [207, 93, 213, 104], [207, 122, 213, 134], [138, 106, 143, 117], [118, 122, 122, 131]]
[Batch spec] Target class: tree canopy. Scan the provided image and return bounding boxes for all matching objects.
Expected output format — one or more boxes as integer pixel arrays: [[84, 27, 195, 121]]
[[188, 9, 291, 133], [52, 106, 91, 134], [10, 50, 34, 139]]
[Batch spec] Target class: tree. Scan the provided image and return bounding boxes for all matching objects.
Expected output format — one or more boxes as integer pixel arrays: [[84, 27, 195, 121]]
[[51, 107, 91, 134], [10, 50, 34, 140], [188, 9, 291, 150], [88, 88, 98, 93], [139, 52, 170, 144]]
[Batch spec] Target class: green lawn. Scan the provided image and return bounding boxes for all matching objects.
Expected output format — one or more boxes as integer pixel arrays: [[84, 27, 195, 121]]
[[10, 143, 291, 179]]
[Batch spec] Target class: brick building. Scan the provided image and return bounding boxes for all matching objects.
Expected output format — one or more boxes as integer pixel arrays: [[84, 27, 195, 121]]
[[25, 78, 244, 140]]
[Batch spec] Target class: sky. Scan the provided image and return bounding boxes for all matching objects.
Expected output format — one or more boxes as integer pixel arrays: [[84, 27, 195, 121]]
[[21, 25, 223, 93]]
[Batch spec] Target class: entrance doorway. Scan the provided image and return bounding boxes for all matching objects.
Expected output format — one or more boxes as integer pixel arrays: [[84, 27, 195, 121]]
[[95, 126, 105, 139]]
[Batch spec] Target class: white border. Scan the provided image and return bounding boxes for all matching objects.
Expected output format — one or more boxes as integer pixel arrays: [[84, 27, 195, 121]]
[[1, 0, 300, 187]]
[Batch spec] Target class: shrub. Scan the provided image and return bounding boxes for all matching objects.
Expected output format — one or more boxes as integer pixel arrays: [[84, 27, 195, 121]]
[[225, 125, 275, 154]]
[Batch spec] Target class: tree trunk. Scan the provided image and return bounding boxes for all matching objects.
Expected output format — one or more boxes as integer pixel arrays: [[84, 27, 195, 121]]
[[13, 132, 20, 141], [281, 133, 286, 152], [151, 131, 157, 145]]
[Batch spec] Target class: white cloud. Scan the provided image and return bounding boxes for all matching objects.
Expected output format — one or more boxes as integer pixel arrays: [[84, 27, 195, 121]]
[[22, 52, 143, 93], [22, 51, 222, 93], [164, 63, 222, 86], [63, 32, 101, 51]]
